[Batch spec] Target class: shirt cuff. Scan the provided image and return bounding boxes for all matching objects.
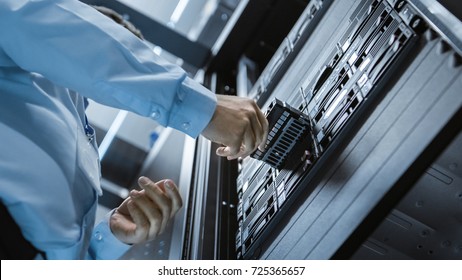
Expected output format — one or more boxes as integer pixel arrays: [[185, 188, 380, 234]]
[[164, 77, 217, 138], [88, 209, 131, 260]]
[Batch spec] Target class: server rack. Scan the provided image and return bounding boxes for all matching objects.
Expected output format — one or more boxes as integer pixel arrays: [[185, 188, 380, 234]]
[[200, 0, 462, 260]]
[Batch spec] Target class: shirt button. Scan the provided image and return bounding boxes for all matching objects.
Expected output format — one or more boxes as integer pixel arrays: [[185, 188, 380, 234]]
[[182, 122, 191, 130], [95, 231, 103, 241], [150, 110, 161, 120]]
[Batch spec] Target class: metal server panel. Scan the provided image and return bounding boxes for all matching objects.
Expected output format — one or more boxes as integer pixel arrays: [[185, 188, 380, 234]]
[[235, 0, 461, 259]]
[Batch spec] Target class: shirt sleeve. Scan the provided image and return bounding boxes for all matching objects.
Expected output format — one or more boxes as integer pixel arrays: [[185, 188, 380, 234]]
[[88, 209, 131, 260], [0, 0, 216, 138]]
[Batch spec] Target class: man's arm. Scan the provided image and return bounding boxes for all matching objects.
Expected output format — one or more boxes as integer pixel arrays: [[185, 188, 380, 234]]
[[0, 0, 268, 156], [0, 0, 216, 138]]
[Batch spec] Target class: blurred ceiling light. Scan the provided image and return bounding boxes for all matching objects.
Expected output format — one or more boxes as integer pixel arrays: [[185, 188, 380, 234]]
[[169, 0, 190, 25]]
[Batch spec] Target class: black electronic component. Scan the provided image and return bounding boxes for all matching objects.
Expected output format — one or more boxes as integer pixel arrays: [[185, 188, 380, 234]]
[[251, 99, 312, 169]]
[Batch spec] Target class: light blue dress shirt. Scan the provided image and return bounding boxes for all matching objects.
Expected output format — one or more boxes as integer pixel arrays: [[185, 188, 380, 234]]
[[0, 0, 217, 259]]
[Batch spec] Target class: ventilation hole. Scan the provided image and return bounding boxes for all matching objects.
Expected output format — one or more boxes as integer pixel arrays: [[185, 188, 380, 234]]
[[421, 230, 429, 237]]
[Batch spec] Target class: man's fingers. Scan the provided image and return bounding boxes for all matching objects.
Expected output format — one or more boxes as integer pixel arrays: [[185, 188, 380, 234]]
[[111, 177, 183, 244], [137, 177, 171, 235], [247, 104, 266, 152], [255, 105, 269, 151], [201, 95, 269, 160], [130, 189, 162, 239], [136, 177, 183, 234], [234, 125, 257, 159], [125, 199, 148, 241], [216, 142, 241, 158], [216, 116, 258, 160], [162, 180, 182, 217]]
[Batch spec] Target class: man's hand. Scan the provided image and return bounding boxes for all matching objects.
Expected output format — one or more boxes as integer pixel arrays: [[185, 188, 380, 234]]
[[109, 177, 182, 244], [201, 95, 269, 160]]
